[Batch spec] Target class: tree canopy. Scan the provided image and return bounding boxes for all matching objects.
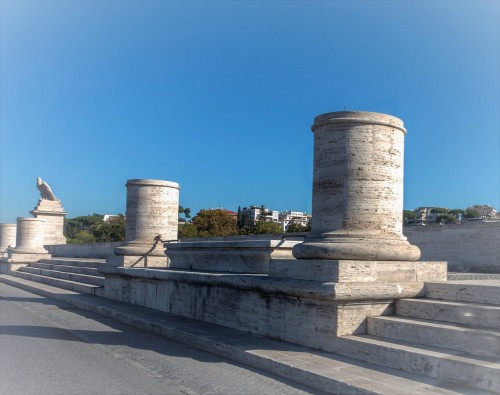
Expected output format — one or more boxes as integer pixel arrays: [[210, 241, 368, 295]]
[[190, 209, 239, 237], [64, 214, 125, 244]]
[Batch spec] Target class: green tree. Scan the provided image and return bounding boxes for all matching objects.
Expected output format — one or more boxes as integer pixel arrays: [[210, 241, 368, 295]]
[[403, 210, 417, 221], [449, 209, 465, 215], [191, 209, 239, 237], [178, 205, 192, 220], [431, 207, 449, 214], [178, 223, 198, 238], [64, 213, 125, 243], [435, 214, 458, 224], [240, 221, 283, 235], [286, 222, 310, 233], [463, 209, 481, 218], [68, 230, 97, 244]]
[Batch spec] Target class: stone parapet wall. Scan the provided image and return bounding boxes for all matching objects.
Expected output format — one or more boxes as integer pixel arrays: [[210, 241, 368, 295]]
[[46, 242, 124, 259], [404, 221, 500, 273], [101, 266, 438, 352]]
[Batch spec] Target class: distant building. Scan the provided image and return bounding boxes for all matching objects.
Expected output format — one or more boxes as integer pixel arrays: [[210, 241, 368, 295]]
[[279, 210, 311, 232], [466, 205, 497, 219], [103, 214, 123, 222], [239, 206, 310, 230], [240, 206, 278, 226]]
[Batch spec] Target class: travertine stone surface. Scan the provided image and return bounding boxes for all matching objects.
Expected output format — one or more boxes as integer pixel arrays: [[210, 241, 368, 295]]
[[0, 224, 17, 256], [113, 179, 179, 267], [5, 217, 51, 263], [102, 267, 406, 351], [165, 239, 299, 273], [293, 111, 420, 261], [269, 259, 447, 282], [31, 199, 67, 245]]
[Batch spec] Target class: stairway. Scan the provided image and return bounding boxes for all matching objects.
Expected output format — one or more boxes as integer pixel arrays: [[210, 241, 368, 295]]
[[338, 280, 500, 393], [11, 257, 105, 296]]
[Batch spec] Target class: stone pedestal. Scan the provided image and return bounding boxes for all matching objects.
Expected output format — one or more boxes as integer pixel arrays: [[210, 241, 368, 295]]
[[110, 179, 180, 268], [0, 224, 16, 258], [293, 111, 420, 261], [4, 217, 51, 264], [31, 199, 67, 245]]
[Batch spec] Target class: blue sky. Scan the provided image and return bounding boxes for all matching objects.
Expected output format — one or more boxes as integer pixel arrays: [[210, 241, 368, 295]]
[[0, 0, 498, 223]]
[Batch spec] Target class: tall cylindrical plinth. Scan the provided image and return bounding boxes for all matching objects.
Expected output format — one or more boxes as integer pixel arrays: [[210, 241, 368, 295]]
[[13, 218, 48, 254], [293, 111, 420, 261], [0, 224, 17, 257], [2, 218, 51, 266], [113, 179, 180, 267]]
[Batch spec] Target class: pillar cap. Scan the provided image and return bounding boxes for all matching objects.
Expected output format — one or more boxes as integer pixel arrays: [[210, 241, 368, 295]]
[[16, 217, 45, 222], [312, 111, 406, 134], [126, 179, 180, 189]]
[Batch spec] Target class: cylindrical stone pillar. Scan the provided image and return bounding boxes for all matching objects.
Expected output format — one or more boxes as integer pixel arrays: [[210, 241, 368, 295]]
[[12, 218, 48, 254], [293, 111, 420, 261], [115, 179, 180, 257], [0, 224, 17, 255]]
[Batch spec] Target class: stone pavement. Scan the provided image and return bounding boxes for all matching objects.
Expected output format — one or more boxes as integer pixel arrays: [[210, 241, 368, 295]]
[[0, 274, 488, 395]]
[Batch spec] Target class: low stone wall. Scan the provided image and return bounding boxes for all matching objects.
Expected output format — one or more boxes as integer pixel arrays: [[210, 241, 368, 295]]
[[404, 221, 500, 273], [46, 242, 124, 259], [101, 264, 442, 353]]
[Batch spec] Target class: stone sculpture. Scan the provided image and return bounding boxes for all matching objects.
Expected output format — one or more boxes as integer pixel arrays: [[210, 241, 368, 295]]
[[36, 177, 59, 201], [31, 177, 67, 245]]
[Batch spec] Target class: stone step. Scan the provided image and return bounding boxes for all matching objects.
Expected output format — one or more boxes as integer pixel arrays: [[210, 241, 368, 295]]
[[396, 298, 500, 329], [20, 266, 104, 286], [12, 271, 103, 296], [0, 274, 489, 395], [338, 335, 500, 393], [31, 262, 101, 277], [39, 258, 105, 268], [426, 281, 500, 305], [367, 315, 500, 358]]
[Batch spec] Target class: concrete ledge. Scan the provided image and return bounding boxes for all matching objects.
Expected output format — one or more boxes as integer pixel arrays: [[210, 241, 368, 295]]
[[99, 266, 429, 301], [164, 239, 299, 273], [270, 259, 447, 282]]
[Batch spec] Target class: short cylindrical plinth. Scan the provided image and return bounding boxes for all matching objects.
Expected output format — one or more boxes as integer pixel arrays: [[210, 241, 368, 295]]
[[116, 179, 180, 257], [12, 217, 48, 254], [0, 224, 17, 254], [293, 111, 420, 261]]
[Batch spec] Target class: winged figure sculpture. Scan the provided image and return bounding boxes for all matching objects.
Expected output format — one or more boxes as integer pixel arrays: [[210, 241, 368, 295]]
[[36, 177, 59, 201]]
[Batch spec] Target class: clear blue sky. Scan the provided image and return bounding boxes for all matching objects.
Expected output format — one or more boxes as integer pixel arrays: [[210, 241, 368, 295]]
[[1, 0, 499, 223]]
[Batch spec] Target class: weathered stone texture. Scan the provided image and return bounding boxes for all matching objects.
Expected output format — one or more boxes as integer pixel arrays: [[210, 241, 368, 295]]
[[404, 222, 500, 273], [31, 199, 67, 245], [293, 111, 420, 261], [2, 217, 51, 264], [0, 224, 16, 256], [113, 179, 179, 267]]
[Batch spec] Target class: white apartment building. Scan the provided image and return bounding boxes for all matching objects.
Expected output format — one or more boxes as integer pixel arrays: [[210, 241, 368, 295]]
[[240, 206, 310, 231], [467, 205, 498, 218], [279, 210, 311, 232]]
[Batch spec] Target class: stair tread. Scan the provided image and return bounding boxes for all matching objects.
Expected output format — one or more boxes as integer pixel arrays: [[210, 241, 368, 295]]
[[400, 297, 500, 309], [14, 271, 102, 288], [22, 267, 104, 280], [32, 263, 100, 273], [371, 315, 500, 335], [346, 334, 500, 365]]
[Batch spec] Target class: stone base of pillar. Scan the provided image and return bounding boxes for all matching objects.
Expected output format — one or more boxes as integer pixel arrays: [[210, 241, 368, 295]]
[[292, 237, 421, 261], [269, 259, 447, 282], [31, 199, 67, 245], [108, 242, 169, 268]]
